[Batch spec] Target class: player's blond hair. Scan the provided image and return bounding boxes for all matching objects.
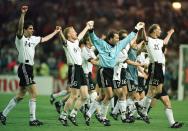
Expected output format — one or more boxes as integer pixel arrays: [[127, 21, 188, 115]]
[[63, 26, 73, 39], [148, 24, 160, 35]]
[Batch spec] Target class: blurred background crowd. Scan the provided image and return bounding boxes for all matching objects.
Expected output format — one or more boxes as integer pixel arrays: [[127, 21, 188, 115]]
[[0, 0, 188, 99]]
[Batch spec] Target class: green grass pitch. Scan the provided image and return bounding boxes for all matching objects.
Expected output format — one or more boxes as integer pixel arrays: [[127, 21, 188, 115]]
[[0, 94, 187, 131]]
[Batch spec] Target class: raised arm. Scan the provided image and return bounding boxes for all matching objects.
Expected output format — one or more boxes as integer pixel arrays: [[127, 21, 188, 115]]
[[163, 29, 174, 45], [17, 6, 28, 38], [41, 26, 61, 43], [88, 21, 107, 51], [78, 21, 94, 41], [117, 22, 145, 51], [59, 29, 67, 45]]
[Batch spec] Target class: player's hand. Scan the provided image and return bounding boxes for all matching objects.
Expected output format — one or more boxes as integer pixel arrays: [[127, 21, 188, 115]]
[[135, 22, 145, 30], [21, 6, 28, 14], [55, 26, 62, 33], [168, 28, 175, 35], [87, 20, 94, 30]]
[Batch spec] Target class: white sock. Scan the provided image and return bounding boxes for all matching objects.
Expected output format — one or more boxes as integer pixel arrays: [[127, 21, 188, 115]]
[[70, 109, 78, 117], [143, 96, 152, 115], [112, 100, 120, 114], [127, 98, 134, 106], [129, 104, 136, 116], [60, 111, 67, 119], [165, 108, 175, 126], [90, 92, 98, 103], [100, 102, 109, 120], [138, 98, 145, 107], [119, 100, 127, 120], [2, 97, 17, 117], [110, 97, 114, 109], [29, 99, 36, 121], [86, 100, 100, 118], [53, 90, 67, 98]]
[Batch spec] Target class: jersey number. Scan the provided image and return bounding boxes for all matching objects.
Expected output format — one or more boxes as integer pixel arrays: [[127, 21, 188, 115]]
[[25, 41, 31, 47], [154, 44, 159, 50]]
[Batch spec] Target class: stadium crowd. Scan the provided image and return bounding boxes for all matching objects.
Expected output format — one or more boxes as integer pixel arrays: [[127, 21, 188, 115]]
[[0, 0, 188, 99]]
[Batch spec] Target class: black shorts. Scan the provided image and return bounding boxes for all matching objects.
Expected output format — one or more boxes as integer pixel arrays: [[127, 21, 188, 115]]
[[120, 68, 128, 87], [147, 62, 164, 86], [85, 72, 95, 90], [68, 64, 87, 89], [127, 80, 138, 92], [96, 67, 102, 88], [97, 67, 115, 88], [154, 87, 168, 99], [137, 77, 145, 92], [113, 68, 128, 89], [17, 63, 35, 87]]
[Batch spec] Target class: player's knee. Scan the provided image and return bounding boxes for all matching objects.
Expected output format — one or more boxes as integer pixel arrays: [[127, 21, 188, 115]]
[[162, 98, 171, 108], [71, 95, 78, 100], [81, 95, 89, 102], [105, 95, 113, 101], [157, 88, 162, 94]]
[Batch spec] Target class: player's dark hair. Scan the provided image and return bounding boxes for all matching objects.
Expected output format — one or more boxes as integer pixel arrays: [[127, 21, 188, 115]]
[[24, 20, 34, 29], [105, 31, 118, 42], [119, 29, 128, 40]]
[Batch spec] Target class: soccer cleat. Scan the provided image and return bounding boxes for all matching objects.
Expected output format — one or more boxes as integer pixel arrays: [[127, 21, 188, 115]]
[[141, 115, 150, 124], [0, 112, 6, 125], [58, 117, 68, 126], [50, 94, 55, 105], [134, 102, 144, 116], [80, 106, 85, 115], [171, 122, 183, 128], [68, 115, 78, 126], [102, 119, 111, 126], [123, 115, 135, 123], [134, 102, 150, 124], [95, 113, 102, 123], [29, 119, 43, 126], [110, 112, 118, 120], [84, 113, 90, 126], [55, 101, 61, 114]]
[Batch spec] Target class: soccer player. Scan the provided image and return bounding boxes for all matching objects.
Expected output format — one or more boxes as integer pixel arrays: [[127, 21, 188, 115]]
[[0, 5, 61, 126], [84, 21, 145, 126], [58, 21, 93, 126], [81, 35, 98, 111], [146, 33, 183, 128], [142, 24, 183, 128]]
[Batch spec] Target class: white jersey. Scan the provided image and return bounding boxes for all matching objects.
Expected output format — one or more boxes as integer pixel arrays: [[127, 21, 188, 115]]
[[146, 37, 164, 64], [15, 35, 41, 65], [137, 52, 149, 77], [63, 39, 82, 65], [113, 45, 130, 81], [82, 46, 97, 74], [162, 52, 166, 74], [137, 52, 150, 65]]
